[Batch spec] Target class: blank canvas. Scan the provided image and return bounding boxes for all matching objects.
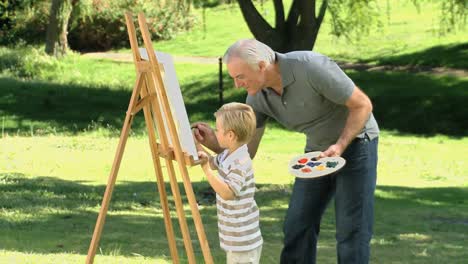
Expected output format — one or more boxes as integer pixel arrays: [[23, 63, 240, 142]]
[[140, 48, 199, 161]]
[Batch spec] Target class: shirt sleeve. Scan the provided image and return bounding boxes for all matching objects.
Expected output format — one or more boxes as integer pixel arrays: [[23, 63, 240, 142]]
[[212, 150, 227, 170], [307, 57, 355, 105], [223, 167, 246, 197]]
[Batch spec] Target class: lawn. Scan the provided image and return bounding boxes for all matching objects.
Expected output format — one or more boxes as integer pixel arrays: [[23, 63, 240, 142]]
[[1, 131, 467, 263], [0, 0, 467, 263]]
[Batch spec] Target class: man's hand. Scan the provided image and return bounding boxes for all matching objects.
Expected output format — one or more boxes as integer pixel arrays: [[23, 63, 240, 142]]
[[318, 143, 344, 158], [191, 122, 222, 153]]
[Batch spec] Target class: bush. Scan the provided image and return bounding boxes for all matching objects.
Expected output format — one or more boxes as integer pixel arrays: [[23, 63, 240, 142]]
[[0, 0, 197, 51], [0, 0, 50, 45], [0, 46, 61, 79], [69, 1, 197, 51]]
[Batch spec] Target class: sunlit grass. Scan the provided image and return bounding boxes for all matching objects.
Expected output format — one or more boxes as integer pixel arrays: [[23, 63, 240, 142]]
[[1, 130, 467, 263]]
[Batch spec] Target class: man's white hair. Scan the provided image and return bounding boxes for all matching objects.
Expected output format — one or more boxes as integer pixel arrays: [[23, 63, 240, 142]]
[[222, 39, 275, 70]]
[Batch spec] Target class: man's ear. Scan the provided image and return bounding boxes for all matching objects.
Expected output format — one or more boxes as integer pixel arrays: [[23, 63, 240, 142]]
[[258, 61, 266, 71]]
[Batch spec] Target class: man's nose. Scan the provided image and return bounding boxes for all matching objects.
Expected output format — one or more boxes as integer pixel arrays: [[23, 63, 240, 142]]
[[234, 79, 241, 88]]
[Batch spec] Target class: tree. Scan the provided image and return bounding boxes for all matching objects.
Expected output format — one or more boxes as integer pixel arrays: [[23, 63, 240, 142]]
[[237, 0, 327, 52], [45, 0, 73, 57], [236, 0, 467, 52]]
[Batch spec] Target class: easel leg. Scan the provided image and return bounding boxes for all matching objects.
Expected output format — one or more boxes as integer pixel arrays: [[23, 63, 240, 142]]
[[144, 78, 197, 263], [140, 81, 182, 263], [178, 165, 215, 264], [86, 74, 144, 264]]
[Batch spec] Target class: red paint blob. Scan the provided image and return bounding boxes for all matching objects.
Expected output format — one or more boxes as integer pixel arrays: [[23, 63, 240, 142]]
[[298, 158, 308, 164]]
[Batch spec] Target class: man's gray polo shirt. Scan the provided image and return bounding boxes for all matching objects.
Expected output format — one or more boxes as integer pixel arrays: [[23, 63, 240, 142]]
[[246, 51, 379, 152]]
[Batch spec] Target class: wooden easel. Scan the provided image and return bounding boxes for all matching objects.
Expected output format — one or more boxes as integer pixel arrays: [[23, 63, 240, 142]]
[[85, 12, 214, 264]]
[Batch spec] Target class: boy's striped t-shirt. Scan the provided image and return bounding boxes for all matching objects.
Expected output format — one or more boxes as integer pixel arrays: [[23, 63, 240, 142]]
[[211, 144, 263, 252]]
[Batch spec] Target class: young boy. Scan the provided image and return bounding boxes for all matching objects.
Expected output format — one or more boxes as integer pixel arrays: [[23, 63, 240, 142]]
[[195, 102, 263, 264]]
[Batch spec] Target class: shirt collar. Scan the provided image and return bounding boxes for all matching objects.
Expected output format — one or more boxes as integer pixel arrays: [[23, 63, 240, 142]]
[[275, 52, 295, 88], [221, 144, 249, 167]]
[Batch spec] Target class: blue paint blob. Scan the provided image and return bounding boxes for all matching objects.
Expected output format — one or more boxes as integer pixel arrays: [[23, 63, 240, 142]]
[[306, 162, 321, 167]]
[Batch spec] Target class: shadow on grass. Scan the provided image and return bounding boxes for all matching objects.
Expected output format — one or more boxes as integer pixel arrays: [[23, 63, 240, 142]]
[[1, 172, 468, 261], [363, 43, 468, 69], [347, 71, 468, 136], [1, 65, 467, 136], [0, 77, 137, 135], [0, 172, 219, 261]]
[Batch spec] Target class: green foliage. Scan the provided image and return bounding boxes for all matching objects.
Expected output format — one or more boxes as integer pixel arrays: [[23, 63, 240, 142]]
[[0, 46, 61, 79], [0, 0, 50, 45], [439, 0, 467, 33], [411, 0, 466, 34], [328, 0, 384, 41], [68, 0, 197, 51], [0, 0, 197, 50]]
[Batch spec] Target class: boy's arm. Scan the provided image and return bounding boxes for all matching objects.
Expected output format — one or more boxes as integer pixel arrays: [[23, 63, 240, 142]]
[[196, 144, 216, 170], [201, 165, 235, 200]]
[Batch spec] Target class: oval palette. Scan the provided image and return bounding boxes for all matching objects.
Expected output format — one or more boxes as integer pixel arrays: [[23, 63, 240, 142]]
[[288, 151, 346, 178]]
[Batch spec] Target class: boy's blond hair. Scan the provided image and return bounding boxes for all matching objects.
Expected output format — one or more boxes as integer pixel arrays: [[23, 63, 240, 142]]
[[214, 102, 256, 144]]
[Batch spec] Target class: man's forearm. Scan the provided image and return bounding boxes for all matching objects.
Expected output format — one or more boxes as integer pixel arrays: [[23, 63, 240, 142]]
[[337, 86, 373, 152], [337, 106, 371, 150], [207, 143, 223, 154]]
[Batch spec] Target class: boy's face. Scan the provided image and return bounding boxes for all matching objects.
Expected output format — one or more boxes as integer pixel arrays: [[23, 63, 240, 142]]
[[215, 118, 233, 149]]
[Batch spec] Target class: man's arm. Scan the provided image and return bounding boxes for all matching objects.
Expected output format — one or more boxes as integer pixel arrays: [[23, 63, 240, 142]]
[[192, 122, 223, 154], [247, 126, 266, 159], [320, 86, 372, 157]]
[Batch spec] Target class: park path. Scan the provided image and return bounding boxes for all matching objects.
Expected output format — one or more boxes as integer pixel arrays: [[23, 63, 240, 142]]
[[83, 52, 467, 78]]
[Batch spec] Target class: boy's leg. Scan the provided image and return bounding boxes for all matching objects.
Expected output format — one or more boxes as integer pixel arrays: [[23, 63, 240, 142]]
[[226, 246, 262, 264], [334, 137, 378, 264], [280, 176, 335, 264]]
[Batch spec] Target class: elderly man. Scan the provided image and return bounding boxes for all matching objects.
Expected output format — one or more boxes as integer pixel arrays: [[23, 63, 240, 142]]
[[193, 39, 379, 264]]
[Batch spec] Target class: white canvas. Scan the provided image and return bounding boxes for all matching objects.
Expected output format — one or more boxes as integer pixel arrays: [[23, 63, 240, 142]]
[[139, 48, 199, 161]]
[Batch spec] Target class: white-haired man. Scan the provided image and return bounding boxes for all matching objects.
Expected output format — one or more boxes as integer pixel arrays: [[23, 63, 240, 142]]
[[193, 39, 379, 264]]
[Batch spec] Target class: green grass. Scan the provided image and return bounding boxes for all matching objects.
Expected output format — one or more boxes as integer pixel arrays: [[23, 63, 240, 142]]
[[1, 131, 467, 263]]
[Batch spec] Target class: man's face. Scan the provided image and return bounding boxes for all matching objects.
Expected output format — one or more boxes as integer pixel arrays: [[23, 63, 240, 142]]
[[226, 57, 265, 96]]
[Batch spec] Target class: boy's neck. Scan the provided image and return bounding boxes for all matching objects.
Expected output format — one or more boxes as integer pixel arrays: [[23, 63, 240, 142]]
[[226, 142, 244, 156]]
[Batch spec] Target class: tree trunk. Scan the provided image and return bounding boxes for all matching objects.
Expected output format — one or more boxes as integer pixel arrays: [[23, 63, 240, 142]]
[[45, 0, 73, 57], [237, 0, 327, 52]]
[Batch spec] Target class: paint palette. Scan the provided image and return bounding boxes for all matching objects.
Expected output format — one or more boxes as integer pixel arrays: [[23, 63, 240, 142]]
[[288, 152, 346, 178]]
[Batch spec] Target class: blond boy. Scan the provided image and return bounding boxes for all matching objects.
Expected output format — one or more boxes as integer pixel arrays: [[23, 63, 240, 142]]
[[195, 102, 263, 264]]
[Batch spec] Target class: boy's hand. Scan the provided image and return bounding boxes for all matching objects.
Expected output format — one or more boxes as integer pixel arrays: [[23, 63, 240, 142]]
[[198, 150, 208, 160], [197, 150, 210, 168]]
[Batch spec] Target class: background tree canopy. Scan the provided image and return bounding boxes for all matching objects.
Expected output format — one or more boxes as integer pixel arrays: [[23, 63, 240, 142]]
[[0, 0, 465, 53], [0, 0, 196, 51], [236, 0, 467, 52]]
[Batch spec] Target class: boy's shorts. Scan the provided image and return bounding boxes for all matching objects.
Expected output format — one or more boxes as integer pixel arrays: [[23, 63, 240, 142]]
[[226, 245, 262, 264]]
